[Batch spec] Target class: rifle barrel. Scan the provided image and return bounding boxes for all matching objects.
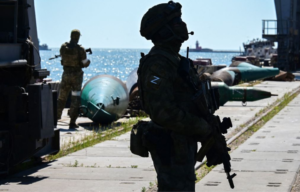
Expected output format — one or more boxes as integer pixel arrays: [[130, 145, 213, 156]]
[[49, 55, 61, 60]]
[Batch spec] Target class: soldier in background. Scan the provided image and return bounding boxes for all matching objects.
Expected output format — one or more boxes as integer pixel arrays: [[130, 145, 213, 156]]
[[138, 1, 221, 191], [57, 29, 90, 129]]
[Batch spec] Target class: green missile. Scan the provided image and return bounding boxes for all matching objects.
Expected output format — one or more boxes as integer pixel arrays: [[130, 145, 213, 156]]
[[226, 62, 280, 84], [80, 75, 129, 124], [211, 82, 277, 106]]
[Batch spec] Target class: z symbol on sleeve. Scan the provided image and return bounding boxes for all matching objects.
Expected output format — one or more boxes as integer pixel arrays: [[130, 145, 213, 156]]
[[150, 76, 160, 84]]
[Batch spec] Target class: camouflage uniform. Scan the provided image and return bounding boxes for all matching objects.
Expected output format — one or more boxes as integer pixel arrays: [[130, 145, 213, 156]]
[[137, 2, 213, 190], [57, 30, 90, 127], [138, 45, 212, 191]]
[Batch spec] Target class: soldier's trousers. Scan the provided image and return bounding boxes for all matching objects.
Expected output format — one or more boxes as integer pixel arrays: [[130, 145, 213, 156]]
[[148, 131, 198, 192], [57, 71, 83, 123]]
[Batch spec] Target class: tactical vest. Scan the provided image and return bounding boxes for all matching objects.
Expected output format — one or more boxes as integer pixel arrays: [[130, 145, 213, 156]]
[[60, 42, 81, 67], [138, 48, 218, 119], [137, 48, 180, 114]]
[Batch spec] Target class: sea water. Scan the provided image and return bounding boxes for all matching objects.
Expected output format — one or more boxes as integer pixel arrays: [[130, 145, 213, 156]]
[[40, 48, 238, 84]]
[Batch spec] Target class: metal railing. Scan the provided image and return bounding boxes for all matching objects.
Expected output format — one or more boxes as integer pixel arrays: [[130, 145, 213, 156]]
[[262, 20, 290, 36]]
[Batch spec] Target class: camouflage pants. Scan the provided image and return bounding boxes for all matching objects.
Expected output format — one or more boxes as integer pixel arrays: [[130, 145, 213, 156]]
[[57, 71, 83, 123], [148, 131, 197, 192]]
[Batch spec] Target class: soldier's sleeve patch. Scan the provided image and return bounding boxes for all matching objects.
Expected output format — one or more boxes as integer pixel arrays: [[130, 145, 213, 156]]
[[150, 75, 161, 85], [146, 75, 163, 90]]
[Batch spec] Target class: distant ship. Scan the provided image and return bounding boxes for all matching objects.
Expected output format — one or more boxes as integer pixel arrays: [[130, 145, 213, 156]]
[[189, 40, 241, 53], [231, 38, 278, 67], [38, 39, 51, 51], [242, 39, 277, 60]]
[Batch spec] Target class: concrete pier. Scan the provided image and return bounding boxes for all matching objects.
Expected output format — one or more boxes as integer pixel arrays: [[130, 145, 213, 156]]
[[196, 89, 300, 191], [0, 81, 300, 192]]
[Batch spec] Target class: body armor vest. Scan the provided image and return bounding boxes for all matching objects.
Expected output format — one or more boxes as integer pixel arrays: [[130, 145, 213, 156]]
[[61, 42, 81, 67], [137, 49, 180, 114], [138, 48, 218, 119]]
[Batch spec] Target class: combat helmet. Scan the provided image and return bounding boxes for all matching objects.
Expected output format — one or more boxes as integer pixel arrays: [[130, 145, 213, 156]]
[[70, 29, 81, 40], [140, 1, 182, 41]]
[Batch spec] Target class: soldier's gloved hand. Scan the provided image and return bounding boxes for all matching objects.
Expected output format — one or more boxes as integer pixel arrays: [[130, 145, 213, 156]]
[[82, 59, 91, 68]]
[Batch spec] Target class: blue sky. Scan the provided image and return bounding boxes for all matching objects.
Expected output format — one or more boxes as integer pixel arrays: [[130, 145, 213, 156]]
[[35, 0, 276, 50]]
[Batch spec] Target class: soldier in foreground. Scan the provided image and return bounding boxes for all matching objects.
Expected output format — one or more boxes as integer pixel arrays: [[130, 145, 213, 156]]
[[136, 1, 232, 191], [57, 29, 90, 129]]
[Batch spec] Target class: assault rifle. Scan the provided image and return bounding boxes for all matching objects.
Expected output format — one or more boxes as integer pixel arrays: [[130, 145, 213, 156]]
[[184, 48, 236, 188], [196, 115, 237, 189], [49, 48, 93, 60], [190, 75, 236, 188]]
